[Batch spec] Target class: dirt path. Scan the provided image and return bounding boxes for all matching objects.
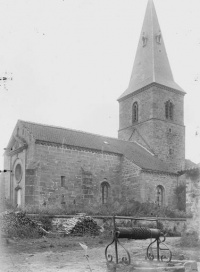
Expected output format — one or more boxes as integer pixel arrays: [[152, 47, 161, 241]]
[[0, 248, 106, 272], [0, 237, 200, 272]]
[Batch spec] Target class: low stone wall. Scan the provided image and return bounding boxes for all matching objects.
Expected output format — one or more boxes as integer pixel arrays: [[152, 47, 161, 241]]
[[27, 214, 186, 237], [158, 220, 186, 235], [94, 217, 186, 236]]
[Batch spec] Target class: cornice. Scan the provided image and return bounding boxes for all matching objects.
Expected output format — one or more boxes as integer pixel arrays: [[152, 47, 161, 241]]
[[118, 83, 186, 103], [141, 168, 178, 176], [35, 140, 122, 157], [118, 118, 185, 133], [5, 144, 28, 156]]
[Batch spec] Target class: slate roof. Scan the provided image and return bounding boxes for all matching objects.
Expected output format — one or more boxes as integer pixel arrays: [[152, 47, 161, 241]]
[[17, 120, 175, 174], [118, 0, 185, 101], [185, 159, 198, 170]]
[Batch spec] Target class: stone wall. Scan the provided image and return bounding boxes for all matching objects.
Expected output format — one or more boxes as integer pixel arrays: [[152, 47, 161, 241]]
[[24, 141, 179, 210], [185, 169, 200, 238], [30, 142, 122, 209], [0, 174, 5, 212], [140, 171, 178, 208], [4, 151, 26, 208], [120, 157, 141, 202], [3, 122, 36, 208], [119, 86, 184, 136], [3, 120, 185, 212], [25, 169, 37, 206], [33, 215, 186, 237], [98, 217, 186, 233], [3, 154, 11, 201], [118, 85, 185, 172]]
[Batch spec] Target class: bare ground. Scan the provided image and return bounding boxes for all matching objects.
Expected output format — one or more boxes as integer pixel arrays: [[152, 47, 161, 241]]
[[0, 236, 200, 272]]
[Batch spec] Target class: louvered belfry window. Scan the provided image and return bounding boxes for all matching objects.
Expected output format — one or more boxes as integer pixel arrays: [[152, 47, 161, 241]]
[[132, 102, 138, 123], [165, 100, 174, 120]]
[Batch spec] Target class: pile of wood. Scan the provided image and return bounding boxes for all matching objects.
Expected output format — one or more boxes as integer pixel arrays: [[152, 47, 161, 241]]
[[52, 215, 100, 236], [0, 211, 48, 238], [1, 211, 101, 238]]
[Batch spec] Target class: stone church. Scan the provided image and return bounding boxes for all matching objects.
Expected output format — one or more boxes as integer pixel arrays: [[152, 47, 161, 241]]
[[3, 0, 187, 210]]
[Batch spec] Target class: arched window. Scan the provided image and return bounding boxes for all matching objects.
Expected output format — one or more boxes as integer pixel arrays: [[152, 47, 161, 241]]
[[156, 185, 165, 207], [132, 102, 138, 123], [101, 181, 110, 204], [165, 100, 174, 120]]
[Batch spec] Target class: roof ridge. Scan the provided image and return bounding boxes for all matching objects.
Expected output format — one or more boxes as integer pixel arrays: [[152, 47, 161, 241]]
[[19, 119, 155, 149], [134, 140, 154, 156], [19, 119, 119, 140]]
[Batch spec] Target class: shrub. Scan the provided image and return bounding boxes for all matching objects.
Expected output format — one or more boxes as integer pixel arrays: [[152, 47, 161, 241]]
[[25, 200, 188, 218], [5, 224, 41, 239], [93, 201, 180, 218], [163, 226, 181, 237], [180, 231, 200, 247], [37, 215, 52, 231], [1, 211, 42, 239], [186, 168, 200, 181], [4, 199, 15, 210], [116, 200, 187, 218], [175, 184, 186, 211]]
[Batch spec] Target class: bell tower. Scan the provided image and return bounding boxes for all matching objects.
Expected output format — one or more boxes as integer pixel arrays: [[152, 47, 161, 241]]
[[118, 0, 186, 172]]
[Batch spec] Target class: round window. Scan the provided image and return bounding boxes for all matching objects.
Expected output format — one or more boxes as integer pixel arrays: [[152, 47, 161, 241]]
[[15, 164, 22, 183]]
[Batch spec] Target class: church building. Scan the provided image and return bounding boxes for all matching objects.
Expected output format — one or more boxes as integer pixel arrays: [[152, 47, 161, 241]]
[[3, 0, 186, 210]]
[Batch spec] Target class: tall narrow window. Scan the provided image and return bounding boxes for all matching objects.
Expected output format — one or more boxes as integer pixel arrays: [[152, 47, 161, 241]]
[[132, 102, 138, 123], [101, 181, 110, 204], [61, 176, 66, 187], [165, 100, 174, 120], [61, 194, 66, 204], [156, 185, 165, 207], [169, 103, 173, 120]]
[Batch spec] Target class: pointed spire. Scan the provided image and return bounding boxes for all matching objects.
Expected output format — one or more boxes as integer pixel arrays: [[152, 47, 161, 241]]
[[118, 0, 185, 101]]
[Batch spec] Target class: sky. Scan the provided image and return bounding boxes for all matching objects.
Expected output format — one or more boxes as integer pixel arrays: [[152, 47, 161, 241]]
[[0, 0, 200, 170]]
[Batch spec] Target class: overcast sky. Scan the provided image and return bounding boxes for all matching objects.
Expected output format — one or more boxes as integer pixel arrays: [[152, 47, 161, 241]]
[[0, 0, 200, 169]]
